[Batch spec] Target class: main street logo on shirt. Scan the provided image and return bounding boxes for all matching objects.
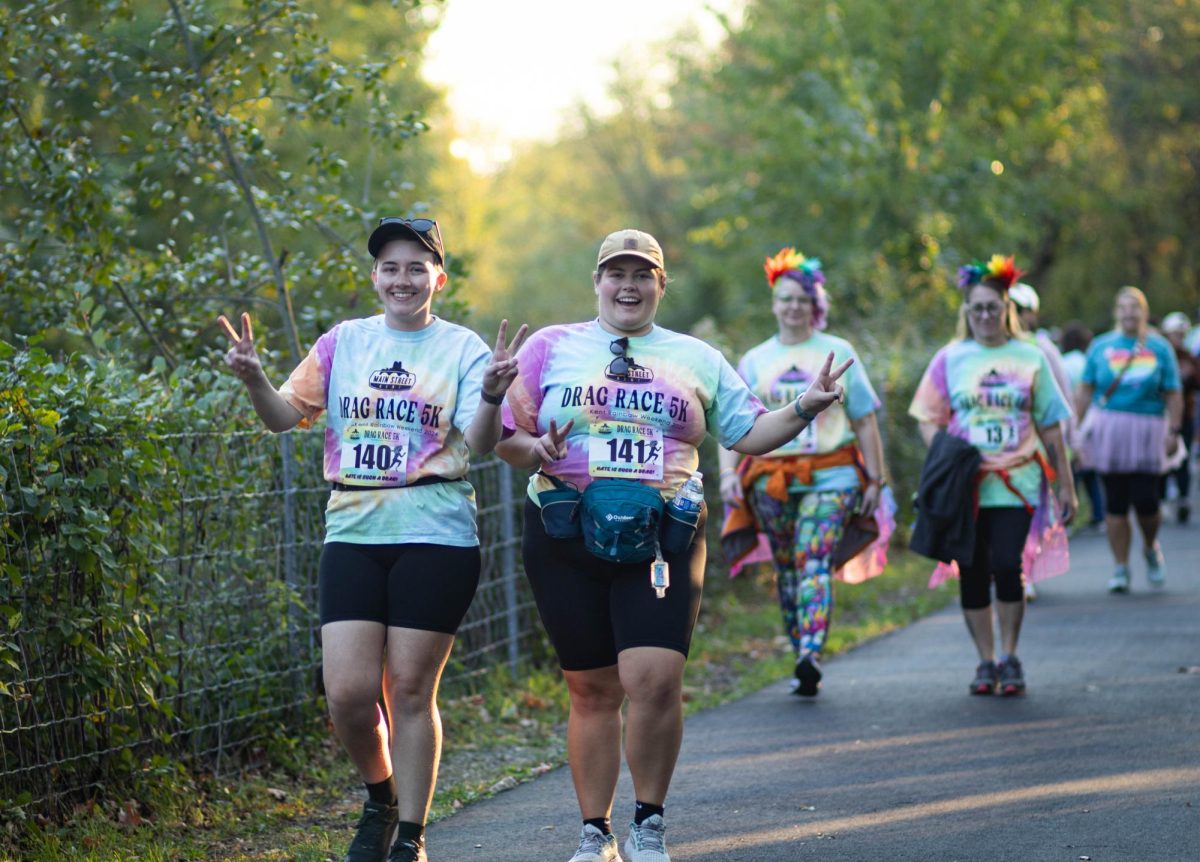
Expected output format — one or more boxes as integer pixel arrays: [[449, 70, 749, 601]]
[[369, 361, 416, 392], [605, 354, 655, 384], [980, 369, 1005, 388]]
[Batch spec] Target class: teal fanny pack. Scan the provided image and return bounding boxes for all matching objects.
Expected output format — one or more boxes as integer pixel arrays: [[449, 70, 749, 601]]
[[580, 479, 665, 564]]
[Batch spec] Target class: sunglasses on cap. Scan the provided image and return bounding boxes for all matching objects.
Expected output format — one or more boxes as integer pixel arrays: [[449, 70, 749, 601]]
[[368, 217, 444, 261]]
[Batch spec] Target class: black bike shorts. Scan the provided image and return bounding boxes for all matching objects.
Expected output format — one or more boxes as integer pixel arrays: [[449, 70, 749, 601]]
[[521, 498, 707, 671], [318, 541, 480, 632]]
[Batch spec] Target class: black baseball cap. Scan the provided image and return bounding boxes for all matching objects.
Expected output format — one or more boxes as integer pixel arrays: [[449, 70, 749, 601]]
[[367, 217, 444, 264]]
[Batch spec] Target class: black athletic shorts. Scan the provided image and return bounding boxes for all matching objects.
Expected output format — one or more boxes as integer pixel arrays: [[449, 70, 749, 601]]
[[318, 542, 480, 632], [521, 498, 707, 671], [1100, 472, 1160, 518], [958, 507, 1033, 610]]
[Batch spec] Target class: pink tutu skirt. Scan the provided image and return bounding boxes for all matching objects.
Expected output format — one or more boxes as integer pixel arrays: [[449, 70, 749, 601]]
[[1085, 408, 1167, 475]]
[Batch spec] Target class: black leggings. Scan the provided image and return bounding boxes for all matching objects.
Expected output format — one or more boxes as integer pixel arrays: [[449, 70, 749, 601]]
[[522, 498, 707, 671], [959, 507, 1033, 610], [1101, 472, 1161, 518]]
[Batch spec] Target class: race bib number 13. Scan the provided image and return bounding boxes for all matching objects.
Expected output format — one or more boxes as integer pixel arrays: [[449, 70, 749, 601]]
[[339, 423, 409, 485], [968, 417, 1019, 452], [588, 421, 664, 480]]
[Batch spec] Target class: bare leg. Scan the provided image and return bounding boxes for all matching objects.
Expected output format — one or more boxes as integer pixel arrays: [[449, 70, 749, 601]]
[[996, 599, 1025, 657], [562, 665, 626, 820], [619, 646, 687, 806], [962, 607, 995, 663], [1105, 514, 1132, 565], [321, 621, 391, 784], [382, 627, 456, 825], [1135, 509, 1162, 551]]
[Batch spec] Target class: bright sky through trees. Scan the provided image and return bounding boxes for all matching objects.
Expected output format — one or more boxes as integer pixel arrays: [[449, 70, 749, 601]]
[[423, 0, 742, 171]]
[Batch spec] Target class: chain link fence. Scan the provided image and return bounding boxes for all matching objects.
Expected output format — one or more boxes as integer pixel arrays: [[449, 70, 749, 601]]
[[0, 427, 542, 811]]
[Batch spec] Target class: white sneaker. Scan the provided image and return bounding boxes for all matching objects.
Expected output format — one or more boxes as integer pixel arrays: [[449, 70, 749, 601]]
[[1108, 565, 1131, 594], [625, 815, 669, 862], [569, 823, 622, 862], [1144, 545, 1166, 588]]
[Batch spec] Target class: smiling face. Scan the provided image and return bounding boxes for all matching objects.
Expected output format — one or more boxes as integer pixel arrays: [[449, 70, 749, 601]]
[[593, 254, 665, 336], [370, 238, 447, 331], [772, 275, 815, 338], [965, 283, 1009, 345]]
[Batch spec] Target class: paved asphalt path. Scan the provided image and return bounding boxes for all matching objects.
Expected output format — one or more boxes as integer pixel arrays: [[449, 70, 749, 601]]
[[427, 519, 1199, 862]]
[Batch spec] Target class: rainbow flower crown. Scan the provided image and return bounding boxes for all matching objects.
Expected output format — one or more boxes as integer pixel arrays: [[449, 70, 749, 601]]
[[764, 247, 825, 288], [957, 254, 1024, 290]]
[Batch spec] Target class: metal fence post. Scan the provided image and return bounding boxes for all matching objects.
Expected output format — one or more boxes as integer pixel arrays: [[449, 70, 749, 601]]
[[279, 432, 301, 699], [498, 461, 520, 676]]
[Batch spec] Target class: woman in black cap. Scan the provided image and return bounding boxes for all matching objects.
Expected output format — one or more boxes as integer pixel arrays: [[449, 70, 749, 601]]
[[220, 217, 526, 862]]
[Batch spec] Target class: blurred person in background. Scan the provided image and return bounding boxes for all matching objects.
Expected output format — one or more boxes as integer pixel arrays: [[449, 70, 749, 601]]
[[1059, 321, 1105, 529], [1076, 287, 1182, 592], [910, 256, 1075, 696], [718, 248, 892, 698], [1161, 312, 1198, 523]]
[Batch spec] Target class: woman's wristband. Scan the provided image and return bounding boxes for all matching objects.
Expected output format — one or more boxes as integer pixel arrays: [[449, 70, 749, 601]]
[[793, 397, 817, 422], [480, 391, 504, 406]]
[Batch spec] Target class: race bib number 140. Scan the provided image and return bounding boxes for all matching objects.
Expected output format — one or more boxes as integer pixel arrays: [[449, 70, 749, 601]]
[[588, 421, 664, 480], [338, 423, 409, 485]]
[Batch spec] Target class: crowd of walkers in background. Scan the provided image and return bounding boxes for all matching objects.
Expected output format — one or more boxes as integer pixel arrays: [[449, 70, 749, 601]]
[[221, 219, 1197, 862]]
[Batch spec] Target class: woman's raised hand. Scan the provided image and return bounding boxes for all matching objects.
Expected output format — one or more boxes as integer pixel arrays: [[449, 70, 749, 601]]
[[798, 351, 854, 416], [482, 319, 528, 400], [218, 312, 264, 383], [533, 419, 573, 464]]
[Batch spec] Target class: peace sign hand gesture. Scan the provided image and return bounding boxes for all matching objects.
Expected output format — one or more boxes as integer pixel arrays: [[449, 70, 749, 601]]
[[218, 312, 265, 384], [482, 319, 529, 402], [533, 419, 573, 464], [797, 351, 854, 416]]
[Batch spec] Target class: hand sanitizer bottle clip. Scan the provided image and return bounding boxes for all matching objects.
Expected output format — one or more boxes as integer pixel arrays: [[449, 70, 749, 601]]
[[650, 551, 670, 599]]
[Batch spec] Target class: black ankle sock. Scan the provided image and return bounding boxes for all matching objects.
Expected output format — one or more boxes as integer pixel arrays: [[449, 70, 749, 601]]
[[583, 816, 612, 835], [633, 801, 664, 825], [366, 776, 397, 807], [395, 820, 424, 844]]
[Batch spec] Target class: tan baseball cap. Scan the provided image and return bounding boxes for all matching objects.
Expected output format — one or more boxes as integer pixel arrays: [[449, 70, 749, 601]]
[[596, 229, 664, 269]]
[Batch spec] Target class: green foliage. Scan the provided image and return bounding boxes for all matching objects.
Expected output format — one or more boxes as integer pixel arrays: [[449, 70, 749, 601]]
[[0, 0, 458, 373]]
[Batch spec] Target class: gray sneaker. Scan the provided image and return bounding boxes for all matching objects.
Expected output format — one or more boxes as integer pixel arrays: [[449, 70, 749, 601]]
[[1144, 545, 1166, 588], [997, 655, 1026, 696], [625, 815, 669, 862], [569, 823, 622, 862]]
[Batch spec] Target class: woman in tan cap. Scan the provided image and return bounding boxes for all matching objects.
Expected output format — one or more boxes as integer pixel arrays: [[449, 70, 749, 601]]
[[495, 228, 851, 862]]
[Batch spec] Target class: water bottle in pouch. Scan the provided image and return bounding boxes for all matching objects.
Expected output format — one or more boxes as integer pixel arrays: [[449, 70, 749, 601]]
[[671, 471, 705, 513]]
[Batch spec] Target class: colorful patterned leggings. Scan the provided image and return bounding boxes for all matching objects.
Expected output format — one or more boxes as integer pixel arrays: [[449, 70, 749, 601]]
[[747, 483, 859, 659]]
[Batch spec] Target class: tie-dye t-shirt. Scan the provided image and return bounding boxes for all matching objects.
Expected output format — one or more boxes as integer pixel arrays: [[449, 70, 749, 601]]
[[502, 320, 766, 502], [278, 315, 490, 545], [1082, 331, 1180, 415], [909, 338, 1070, 508], [737, 332, 881, 491]]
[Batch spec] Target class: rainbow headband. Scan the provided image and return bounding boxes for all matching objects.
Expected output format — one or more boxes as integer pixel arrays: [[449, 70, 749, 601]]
[[957, 254, 1024, 291], [764, 247, 825, 289]]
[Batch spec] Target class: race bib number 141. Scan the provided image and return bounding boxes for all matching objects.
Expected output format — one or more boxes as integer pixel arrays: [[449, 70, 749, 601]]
[[588, 421, 664, 480]]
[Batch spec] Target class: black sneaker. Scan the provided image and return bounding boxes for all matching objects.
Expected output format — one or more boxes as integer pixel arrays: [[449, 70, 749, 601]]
[[969, 660, 998, 695], [343, 800, 399, 862], [997, 656, 1026, 696], [794, 653, 822, 697], [387, 837, 428, 862]]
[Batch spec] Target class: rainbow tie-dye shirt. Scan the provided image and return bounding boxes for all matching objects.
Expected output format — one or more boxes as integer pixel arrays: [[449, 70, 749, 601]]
[[1082, 331, 1180, 415], [909, 338, 1069, 508], [737, 332, 881, 491], [502, 321, 766, 502], [279, 315, 490, 545]]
